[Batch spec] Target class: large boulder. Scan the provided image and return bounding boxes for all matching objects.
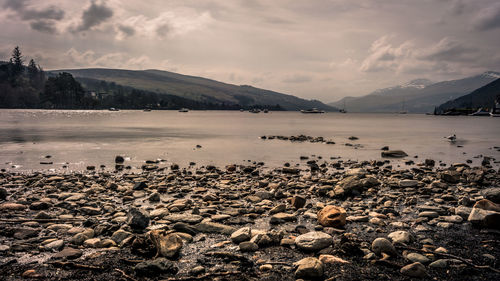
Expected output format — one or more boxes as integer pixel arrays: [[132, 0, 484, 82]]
[[127, 208, 150, 231], [295, 231, 332, 251], [317, 205, 346, 228], [468, 199, 500, 229]]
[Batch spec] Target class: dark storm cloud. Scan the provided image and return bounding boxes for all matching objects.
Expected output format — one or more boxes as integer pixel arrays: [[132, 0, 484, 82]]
[[155, 23, 170, 37], [117, 24, 135, 37], [472, 3, 500, 31], [30, 20, 57, 34], [3, 0, 65, 21], [73, 0, 113, 32], [420, 38, 479, 62]]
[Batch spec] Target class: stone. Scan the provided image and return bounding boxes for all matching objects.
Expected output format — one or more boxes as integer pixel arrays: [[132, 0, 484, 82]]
[[482, 188, 500, 204], [295, 231, 332, 251], [439, 171, 460, 183], [270, 212, 297, 224], [406, 253, 430, 264], [195, 221, 236, 235], [319, 254, 349, 264], [259, 264, 273, 271], [133, 181, 148, 190], [294, 257, 324, 279], [0, 188, 8, 200], [381, 150, 408, 158], [317, 205, 346, 228], [80, 206, 101, 215], [172, 223, 198, 236], [0, 203, 26, 211], [83, 238, 101, 248], [399, 179, 419, 187], [388, 231, 412, 244], [269, 204, 286, 214], [291, 196, 307, 209], [44, 239, 64, 251], [111, 229, 133, 245], [53, 248, 82, 259], [150, 231, 183, 258], [164, 214, 203, 224], [400, 262, 428, 278], [429, 259, 448, 268], [115, 155, 125, 163], [134, 258, 179, 276], [239, 241, 259, 252], [418, 211, 439, 218], [468, 199, 500, 229], [371, 238, 396, 256], [127, 208, 150, 231], [231, 227, 252, 243]]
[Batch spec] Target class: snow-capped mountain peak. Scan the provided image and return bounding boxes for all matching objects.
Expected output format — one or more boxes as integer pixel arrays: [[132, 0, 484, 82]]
[[481, 71, 500, 79]]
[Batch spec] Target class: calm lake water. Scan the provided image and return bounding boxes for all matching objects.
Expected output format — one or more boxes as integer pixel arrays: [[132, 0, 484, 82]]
[[0, 109, 499, 172]]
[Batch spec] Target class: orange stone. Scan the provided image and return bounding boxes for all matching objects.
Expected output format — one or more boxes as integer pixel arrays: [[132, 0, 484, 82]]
[[317, 205, 346, 228]]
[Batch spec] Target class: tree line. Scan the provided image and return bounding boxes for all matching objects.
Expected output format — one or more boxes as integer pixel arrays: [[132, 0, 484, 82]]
[[0, 46, 284, 110]]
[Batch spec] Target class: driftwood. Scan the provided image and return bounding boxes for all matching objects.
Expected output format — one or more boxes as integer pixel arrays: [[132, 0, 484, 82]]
[[49, 261, 103, 270], [114, 268, 138, 281], [165, 271, 242, 281], [395, 245, 500, 273]]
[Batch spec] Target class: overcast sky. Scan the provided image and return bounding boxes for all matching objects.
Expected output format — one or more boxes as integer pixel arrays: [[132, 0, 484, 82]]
[[1, 0, 499, 102]]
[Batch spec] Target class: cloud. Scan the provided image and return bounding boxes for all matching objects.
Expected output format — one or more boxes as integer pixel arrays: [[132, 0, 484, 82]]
[[3, 0, 65, 21], [115, 24, 135, 40], [3, 0, 64, 34], [418, 37, 479, 62], [73, 0, 113, 32], [282, 74, 312, 83], [30, 20, 57, 34], [119, 9, 213, 39], [64, 48, 154, 70], [359, 36, 413, 72], [472, 3, 500, 31], [360, 36, 487, 76]]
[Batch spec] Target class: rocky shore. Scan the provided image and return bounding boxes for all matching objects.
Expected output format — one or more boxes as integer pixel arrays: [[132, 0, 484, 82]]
[[0, 158, 499, 280]]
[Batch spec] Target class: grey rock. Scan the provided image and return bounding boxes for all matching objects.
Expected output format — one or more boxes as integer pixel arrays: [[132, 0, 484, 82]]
[[371, 238, 396, 256], [406, 253, 430, 264], [231, 227, 252, 243], [295, 231, 332, 251], [195, 221, 236, 235]]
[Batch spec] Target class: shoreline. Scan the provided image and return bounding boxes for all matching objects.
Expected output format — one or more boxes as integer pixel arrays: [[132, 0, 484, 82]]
[[0, 159, 499, 280]]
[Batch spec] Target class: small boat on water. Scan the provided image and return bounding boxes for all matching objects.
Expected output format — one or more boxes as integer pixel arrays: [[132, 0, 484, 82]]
[[178, 108, 189, 112], [491, 97, 500, 117], [108, 107, 119, 111], [469, 108, 490, 116], [301, 108, 325, 114], [143, 108, 152, 112]]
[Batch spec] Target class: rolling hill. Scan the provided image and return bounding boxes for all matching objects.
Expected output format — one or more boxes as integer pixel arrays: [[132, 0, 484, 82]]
[[329, 72, 500, 113], [437, 78, 500, 112], [50, 68, 336, 111]]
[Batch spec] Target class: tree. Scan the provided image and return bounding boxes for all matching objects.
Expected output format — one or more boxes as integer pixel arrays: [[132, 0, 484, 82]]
[[27, 59, 39, 86], [10, 46, 24, 77]]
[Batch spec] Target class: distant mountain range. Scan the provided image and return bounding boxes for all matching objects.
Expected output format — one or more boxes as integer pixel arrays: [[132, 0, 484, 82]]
[[329, 71, 500, 113], [51, 68, 336, 111], [437, 78, 500, 112]]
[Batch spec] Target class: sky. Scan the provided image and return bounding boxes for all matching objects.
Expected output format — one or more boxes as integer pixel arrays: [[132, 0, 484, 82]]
[[1, 0, 499, 103]]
